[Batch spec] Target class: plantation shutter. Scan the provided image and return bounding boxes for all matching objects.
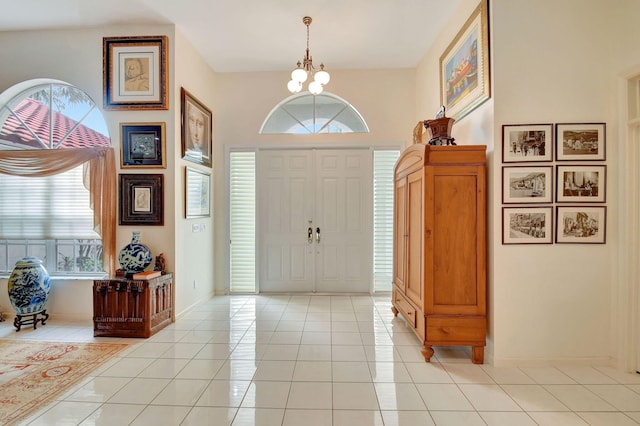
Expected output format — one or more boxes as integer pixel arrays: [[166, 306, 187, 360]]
[[373, 149, 400, 292], [0, 166, 98, 239], [229, 151, 256, 292]]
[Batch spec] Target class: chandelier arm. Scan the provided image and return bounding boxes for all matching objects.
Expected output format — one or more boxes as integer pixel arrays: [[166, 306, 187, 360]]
[[287, 16, 328, 94]]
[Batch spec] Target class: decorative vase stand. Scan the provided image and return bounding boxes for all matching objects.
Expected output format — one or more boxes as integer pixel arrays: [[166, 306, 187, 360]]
[[14, 310, 49, 331]]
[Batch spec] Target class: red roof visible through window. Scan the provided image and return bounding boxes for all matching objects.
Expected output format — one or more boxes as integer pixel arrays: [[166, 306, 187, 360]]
[[0, 98, 110, 149]]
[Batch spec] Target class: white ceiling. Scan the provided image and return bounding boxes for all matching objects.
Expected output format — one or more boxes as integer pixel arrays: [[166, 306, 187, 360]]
[[0, 0, 463, 73]]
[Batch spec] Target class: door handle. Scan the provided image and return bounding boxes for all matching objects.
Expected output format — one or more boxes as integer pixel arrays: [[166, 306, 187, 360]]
[[316, 227, 321, 243], [308, 227, 313, 244]]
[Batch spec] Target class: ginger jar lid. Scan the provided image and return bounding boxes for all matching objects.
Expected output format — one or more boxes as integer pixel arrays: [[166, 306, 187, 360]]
[[14, 256, 44, 267]]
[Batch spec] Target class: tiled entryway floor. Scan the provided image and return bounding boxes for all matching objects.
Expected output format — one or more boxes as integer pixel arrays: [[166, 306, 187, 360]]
[[2, 294, 640, 425]]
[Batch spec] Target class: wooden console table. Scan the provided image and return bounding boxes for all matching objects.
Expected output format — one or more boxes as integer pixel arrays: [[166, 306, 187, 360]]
[[93, 273, 174, 338]]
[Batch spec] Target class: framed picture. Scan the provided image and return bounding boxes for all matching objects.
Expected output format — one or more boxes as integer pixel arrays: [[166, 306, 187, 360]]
[[556, 165, 606, 203], [556, 123, 606, 161], [502, 166, 553, 204], [502, 124, 553, 163], [120, 122, 166, 168], [556, 206, 606, 244], [185, 167, 211, 218], [181, 88, 213, 167], [103, 35, 169, 110], [119, 174, 164, 225], [439, 1, 490, 121], [502, 207, 553, 245]]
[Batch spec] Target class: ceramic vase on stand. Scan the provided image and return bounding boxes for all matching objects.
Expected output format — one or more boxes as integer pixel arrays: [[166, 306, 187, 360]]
[[118, 231, 153, 276], [7, 256, 51, 331]]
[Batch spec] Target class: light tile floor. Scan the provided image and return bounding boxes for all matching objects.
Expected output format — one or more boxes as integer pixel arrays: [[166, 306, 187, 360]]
[[2, 294, 640, 425]]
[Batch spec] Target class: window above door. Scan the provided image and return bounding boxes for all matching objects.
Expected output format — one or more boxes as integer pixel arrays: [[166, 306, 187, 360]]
[[259, 91, 369, 134]]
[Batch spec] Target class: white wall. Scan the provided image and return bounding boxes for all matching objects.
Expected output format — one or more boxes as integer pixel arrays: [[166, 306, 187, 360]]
[[213, 69, 416, 293], [0, 25, 186, 320], [490, 0, 640, 365], [173, 28, 217, 314], [414, 0, 640, 366]]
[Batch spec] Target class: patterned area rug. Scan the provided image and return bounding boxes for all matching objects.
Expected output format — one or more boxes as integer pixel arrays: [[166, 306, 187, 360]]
[[0, 340, 129, 425]]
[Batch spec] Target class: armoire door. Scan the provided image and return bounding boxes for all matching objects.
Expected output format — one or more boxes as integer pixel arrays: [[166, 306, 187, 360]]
[[405, 168, 424, 306], [258, 148, 372, 293]]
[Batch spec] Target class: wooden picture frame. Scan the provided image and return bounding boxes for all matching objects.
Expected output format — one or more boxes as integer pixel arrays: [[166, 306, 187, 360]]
[[103, 35, 169, 110], [185, 167, 211, 219], [556, 165, 606, 203], [181, 88, 213, 168], [502, 124, 553, 163], [502, 206, 553, 245], [502, 166, 553, 204], [120, 122, 166, 168], [439, 1, 490, 121], [556, 123, 606, 161], [119, 174, 164, 225], [556, 206, 606, 244]]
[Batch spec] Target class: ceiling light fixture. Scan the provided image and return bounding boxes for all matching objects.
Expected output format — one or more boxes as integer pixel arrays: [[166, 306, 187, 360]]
[[287, 16, 330, 95]]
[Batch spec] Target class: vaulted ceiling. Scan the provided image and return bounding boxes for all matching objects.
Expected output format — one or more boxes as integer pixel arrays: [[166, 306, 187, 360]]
[[0, 0, 463, 73]]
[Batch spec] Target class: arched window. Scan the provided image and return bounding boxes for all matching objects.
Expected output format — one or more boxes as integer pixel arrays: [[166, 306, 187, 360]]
[[260, 91, 369, 134], [0, 79, 115, 276]]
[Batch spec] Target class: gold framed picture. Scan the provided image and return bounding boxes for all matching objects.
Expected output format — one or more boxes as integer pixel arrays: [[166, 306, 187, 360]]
[[103, 35, 169, 110], [439, 1, 490, 121]]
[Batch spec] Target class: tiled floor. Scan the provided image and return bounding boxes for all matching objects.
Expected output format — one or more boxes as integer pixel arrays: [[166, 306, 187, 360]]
[[2, 294, 640, 425]]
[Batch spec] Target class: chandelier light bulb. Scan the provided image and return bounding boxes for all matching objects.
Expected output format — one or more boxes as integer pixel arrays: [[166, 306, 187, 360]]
[[308, 80, 323, 95], [314, 69, 330, 85], [287, 79, 303, 93], [291, 67, 308, 83], [286, 16, 329, 95]]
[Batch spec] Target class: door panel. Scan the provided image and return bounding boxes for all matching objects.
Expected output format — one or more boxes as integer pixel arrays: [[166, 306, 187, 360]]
[[259, 148, 372, 293], [259, 150, 314, 292], [314, 150, 371, 293]]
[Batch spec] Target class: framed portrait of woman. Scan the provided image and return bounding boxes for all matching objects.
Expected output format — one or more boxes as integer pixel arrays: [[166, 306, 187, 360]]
[[181, 88, 212, 168]]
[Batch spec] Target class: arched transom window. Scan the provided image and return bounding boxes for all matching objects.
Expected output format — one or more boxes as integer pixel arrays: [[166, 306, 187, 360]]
[[260, 91, 369, 134]]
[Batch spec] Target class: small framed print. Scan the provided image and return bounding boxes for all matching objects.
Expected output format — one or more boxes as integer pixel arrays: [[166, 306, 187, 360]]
[[185, 167, 211, 219], [181, 88, 213, 168], [119, 174, 164, 226], [502, 207, 553, 245], [502, 124, 553, 163], [103, 35, 169, 110], [502, 166, 553, 204], [556, 165, 606, 203], [120, 122, 166, 168], [556, 206, 606, 244], [556, 123, 606, 161]]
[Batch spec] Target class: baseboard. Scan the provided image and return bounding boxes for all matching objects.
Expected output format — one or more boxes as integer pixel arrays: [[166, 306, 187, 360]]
[[491, 355, 615, 368]]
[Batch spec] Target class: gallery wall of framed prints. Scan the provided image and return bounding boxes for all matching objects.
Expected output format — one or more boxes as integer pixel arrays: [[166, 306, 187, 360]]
[[501, 122, 607, 245]]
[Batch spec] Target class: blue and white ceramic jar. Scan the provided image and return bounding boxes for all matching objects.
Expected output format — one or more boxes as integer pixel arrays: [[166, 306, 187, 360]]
[[7, 256, 51, 315], [118, 231, 152, 273]]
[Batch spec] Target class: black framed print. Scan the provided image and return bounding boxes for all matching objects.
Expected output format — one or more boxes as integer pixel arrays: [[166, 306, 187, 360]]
[[556, 122, 606, 161], [502, 124, 553, 163], [556, 165, 606, 203], [119, 174, 164, 225], [120, 122, 166, 168], [556, 206, 606, 244], [502, 206, 553, 245], [502, 166, 553, 204]]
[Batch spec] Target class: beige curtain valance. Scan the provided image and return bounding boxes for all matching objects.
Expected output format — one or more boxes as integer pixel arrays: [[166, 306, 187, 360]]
[[0, 147, 117, 275]]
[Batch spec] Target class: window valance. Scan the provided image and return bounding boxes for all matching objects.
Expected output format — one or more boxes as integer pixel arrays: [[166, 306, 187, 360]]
[[0, 147, 117, 275]]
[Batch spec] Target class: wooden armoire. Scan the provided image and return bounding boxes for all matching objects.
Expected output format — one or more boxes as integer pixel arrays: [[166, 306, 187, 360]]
[[391, 144, 487, 364]]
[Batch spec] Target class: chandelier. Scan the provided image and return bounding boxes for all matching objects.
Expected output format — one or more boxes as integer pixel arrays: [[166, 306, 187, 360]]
[[287, 16, 330, 95]]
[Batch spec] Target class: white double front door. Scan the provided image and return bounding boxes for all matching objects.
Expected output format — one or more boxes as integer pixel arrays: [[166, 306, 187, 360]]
[[258, 148, 372, 293]]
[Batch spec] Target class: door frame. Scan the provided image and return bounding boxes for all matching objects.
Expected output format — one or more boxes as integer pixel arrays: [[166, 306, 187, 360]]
[[224, 140, 404, 295], [615, 68, 640, 372]]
